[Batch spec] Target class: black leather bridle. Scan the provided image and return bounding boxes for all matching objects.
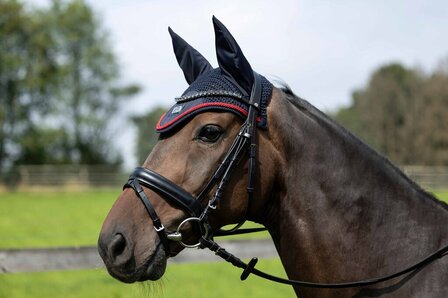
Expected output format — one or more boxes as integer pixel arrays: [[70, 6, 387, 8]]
[[123, 72, 448, 289], [124, 71, 265, 250]]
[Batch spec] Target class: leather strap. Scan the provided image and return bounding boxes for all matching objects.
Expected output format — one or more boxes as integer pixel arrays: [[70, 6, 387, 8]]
[[130, 167, 203, 218], [200, 236, 448, 289], [123, 179, 170, 252]]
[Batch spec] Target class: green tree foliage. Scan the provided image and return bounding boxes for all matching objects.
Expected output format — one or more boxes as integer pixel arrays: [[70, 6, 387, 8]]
[[334, 62, 448, 166], [0, 0, 140, 172], [132, 107, 166, 164], [0, 0, 60, 169]]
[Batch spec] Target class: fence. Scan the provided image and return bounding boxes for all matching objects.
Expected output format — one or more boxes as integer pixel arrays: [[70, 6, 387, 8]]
[[1, 165, 127, 190], [1, 165, 447, 191], [402, 166, 448, 190], [0, 239, 277, 273]]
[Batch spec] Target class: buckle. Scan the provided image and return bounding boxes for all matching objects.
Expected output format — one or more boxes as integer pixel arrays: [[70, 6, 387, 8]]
[[154, 224, 165, 232]]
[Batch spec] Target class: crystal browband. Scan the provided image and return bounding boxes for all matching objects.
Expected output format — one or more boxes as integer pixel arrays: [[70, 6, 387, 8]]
[[175, 90, 249, 104]]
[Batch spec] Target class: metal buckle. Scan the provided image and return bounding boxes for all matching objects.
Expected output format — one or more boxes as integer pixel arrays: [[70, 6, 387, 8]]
[[208, 201, 217, 210], [166, 217, 209, 248], [154, 224, 165, 232]]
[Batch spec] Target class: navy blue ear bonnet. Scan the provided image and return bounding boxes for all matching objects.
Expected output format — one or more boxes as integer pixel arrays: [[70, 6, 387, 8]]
[[156, 69, 272, 133], [156, 16, 273, 133]]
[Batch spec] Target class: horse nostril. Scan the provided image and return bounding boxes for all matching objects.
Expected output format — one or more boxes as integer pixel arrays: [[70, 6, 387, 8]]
[[109, 233, 127, 260]]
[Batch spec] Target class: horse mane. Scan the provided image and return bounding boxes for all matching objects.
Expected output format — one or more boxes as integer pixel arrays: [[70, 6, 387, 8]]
[[276, 83, 448, 211]]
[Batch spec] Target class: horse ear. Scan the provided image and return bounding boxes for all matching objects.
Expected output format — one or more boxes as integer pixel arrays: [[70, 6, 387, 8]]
[[168, 27, 213, 84], [213, 16, 254, 96]]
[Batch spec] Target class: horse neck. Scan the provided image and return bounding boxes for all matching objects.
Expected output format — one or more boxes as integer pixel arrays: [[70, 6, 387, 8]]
[[263, 89, 448, 288]]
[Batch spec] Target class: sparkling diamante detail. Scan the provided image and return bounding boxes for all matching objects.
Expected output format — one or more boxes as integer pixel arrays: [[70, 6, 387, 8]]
[[175, 90, 248, 103]]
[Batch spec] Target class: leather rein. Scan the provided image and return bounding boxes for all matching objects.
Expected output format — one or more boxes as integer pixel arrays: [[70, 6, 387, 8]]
[[124, 72, 448, 289]]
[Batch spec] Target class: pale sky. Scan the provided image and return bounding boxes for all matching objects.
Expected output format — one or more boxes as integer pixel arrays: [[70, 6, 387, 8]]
[[28, 0, 448, 168]]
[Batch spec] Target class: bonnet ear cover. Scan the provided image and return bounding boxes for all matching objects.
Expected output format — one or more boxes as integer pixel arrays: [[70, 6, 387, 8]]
[[213, 16, 254, 97], [157, 18, 272, 133], [169, 27, 213, 84]]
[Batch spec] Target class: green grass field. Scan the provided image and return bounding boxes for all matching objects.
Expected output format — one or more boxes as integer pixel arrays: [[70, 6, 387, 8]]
[[1, 190, 446, 249], [0, 190, 268, 249], [0, 189, 278, 298], [0, 259, 295, 298], [0, 189, 447, 298]]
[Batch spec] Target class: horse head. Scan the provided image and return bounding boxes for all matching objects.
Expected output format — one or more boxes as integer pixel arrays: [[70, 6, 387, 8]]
[[97, 16, 281, 283]]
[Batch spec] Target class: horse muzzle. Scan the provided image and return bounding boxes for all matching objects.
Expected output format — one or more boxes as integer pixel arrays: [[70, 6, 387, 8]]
[[98, 222, 168, 283], [98, 167, 206, 277]]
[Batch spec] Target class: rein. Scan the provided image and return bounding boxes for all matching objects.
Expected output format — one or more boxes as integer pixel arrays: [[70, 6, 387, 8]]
[[199, 236, 448, 288], [123, 71, 448, 289]]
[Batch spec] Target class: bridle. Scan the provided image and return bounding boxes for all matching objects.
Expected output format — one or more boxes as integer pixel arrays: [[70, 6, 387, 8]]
[[123, 72, 448, 289], [124, 71, 265, 249]]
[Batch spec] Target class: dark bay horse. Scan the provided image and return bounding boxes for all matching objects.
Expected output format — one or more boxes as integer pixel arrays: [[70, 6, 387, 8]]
[[98, 17, 448, 297]]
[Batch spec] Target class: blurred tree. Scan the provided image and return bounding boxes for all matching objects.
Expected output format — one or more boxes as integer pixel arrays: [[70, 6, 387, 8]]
[[132, 107, 166, 164], [0, 0, 59, 169], [416, 69, 448, 165], [16, 126, 71, 164], [334, 62, 448, 166], [45, 0, 140, 165], [0, 0, 140, 172]]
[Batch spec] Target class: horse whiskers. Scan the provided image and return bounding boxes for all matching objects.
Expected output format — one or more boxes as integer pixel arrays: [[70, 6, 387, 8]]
[[138, 278, 165, 298]]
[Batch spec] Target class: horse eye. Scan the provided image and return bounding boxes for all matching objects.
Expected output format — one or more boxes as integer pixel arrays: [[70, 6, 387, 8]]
[[197, 125, 223, 143]]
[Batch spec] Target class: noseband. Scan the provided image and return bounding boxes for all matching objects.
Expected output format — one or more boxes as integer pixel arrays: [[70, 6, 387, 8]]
[[124, 71, 265, 251]]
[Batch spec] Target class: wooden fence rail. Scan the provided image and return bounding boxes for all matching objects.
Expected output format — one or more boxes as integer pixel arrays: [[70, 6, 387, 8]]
[[0, 239, 277, 274], [1, 165, 446, 191]]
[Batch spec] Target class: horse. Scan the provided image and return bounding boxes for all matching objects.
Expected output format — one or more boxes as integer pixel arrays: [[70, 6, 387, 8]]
[[98, 17, 448, 297]]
